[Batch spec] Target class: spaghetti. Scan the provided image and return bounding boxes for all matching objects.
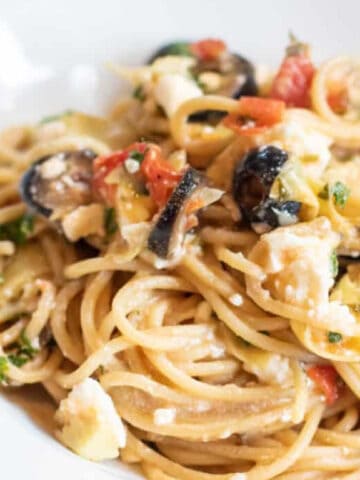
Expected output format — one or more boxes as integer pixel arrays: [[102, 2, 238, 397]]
[[1, 36, 360, 479]]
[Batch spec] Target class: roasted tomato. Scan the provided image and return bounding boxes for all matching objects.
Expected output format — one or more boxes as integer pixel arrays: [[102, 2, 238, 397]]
[[223, 97, 285, 136], [140, 146, 184, 208], [92, 143, 148, 204], [270, 39, 315, 108], [307, 364, 341, 405], [190, 38, 226, 61]]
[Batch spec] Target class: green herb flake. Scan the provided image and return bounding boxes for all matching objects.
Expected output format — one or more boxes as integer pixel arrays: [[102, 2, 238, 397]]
[[0, 356, 8, 382], [328, 331, 342, 343], [330, 251, 339, 278], [0, 213, 34, 245], [8, 354, 28, 368], [104, 207, 118, 236], [18, 330, 39, 359], [319, 181, 350, 208], [0, 332, 37, 378], [39, 109, 74, 124], [165, 42, 193, 57], [128, 150, 145, 163], [132, 85, 145, 101]]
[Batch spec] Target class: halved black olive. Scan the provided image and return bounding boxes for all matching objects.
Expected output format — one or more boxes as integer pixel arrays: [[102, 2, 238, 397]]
[[148, 41, 257, 122], [191, 53, 257, 99], [148, 167, 205, 258], [232, 146, 301, 233], [249, 198, 301, 234], [20, 149, 96, 218]]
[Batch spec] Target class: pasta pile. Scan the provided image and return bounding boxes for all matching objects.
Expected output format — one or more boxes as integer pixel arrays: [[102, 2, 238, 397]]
[[1, 37, 360, 480]]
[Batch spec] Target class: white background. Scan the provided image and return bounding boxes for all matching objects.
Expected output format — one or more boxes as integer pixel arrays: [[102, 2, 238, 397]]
[[0, 0, 358, 128], [0, 0, 359, 478]]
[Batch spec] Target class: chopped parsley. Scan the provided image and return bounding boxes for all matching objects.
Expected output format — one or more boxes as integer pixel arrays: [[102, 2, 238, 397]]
[[39, 109, 73, 124], [8, 354, 28, 368], [132, 85, 145, 101], [128, 150, 145, 163], [0, 332, 38, 380], [7, 331, 38, 368], [330, 251, 339, 278], [328, 331, 342, 343], [165, 42, 193, 57], [104, 207, 117, 236], [0, 214, 34, 245], [18, 330, 38, 359], [319, 181, 350, 208], [0, 356, 8, 383]]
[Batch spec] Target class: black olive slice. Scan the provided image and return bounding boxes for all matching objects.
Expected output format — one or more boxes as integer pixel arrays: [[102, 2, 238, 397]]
[[20, 149, 97, 218], [250, 198, 301, 234], [232, 146, 301, 233], [148, 168, 205, 258]]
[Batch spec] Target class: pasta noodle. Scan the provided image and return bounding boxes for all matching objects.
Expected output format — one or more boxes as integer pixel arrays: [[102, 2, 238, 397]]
[[1, 36, 360, 479]]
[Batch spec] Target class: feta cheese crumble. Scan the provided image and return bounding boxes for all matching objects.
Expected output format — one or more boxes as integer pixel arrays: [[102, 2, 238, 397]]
[[153, 407, 177, 425], [55, 378, 126, 461], [154, 73, 202, 117], [229, 293, 243, 306]]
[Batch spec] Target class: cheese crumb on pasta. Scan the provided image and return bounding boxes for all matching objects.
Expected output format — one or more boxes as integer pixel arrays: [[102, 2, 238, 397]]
[[248, 217, 355, 332], [250, 217, 338, 308], [154, 73, 203, 117], [61, 203, 105, 242], [55, 378, 126, 461], [251, 218, 339, 308], [243, 352, 291, 385]]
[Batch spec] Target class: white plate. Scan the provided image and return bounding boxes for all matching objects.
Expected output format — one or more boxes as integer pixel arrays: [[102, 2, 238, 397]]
[[0, 0, 359, 478]]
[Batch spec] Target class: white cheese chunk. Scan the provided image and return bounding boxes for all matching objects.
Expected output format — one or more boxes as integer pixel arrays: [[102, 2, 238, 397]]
[[243, 352, 291, 385], [55, 378, 126, 461], [62, 203, 105, 241], [251, 218, 339, 309], [38, 153, 66, 179], [154, 73, 203, 117], [249, 218, 356, 332], [231, 473, 248, 480], [124, 158, 140, 174], [153, 407, 177, 425], [229, 293, 243, 306]]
